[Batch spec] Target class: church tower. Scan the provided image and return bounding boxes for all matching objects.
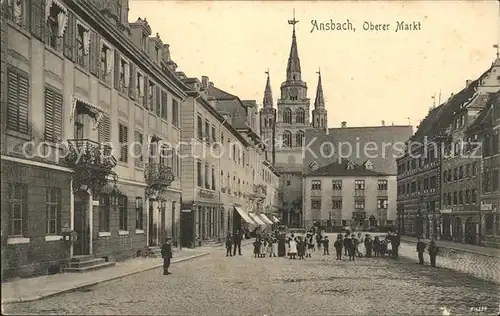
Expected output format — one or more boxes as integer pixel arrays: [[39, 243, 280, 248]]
[[312, 69, 328, 128], [275, 11, 310, 168], [259, 70, 276, 164]]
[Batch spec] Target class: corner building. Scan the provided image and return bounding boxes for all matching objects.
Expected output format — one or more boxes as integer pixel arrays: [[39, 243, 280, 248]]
[[1, 0, 185, 278]]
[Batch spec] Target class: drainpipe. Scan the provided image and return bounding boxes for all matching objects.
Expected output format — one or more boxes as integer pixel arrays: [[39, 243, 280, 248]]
[[218, 118, 226, 241]]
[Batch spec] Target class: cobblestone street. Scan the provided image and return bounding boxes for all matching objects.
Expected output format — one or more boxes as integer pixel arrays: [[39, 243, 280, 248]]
[[4, 244, 499, 316]]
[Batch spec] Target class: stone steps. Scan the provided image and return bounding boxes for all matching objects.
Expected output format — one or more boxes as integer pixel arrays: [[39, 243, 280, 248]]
[[64, 255, 116, 273], [483, 235, 500, 249]]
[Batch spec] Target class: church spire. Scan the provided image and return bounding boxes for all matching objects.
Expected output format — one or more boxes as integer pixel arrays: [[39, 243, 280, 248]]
[[286, 9, 301, 82], [263, 70, 273, 108], [314, 68, 325, 108]]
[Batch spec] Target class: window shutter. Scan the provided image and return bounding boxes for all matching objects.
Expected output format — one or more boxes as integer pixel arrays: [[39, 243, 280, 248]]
[[44, 88, 54, 141], [98, 115, 111, 143], [53, 91, 63, 141], [134, 131, 142, 167], [155, 87, 161, 116], [7, 70, 19, 132], [30, 0, 45, 41], [128, 64, 136, 100], [119, 124, 128, 162], [63, 11, 75, 60], [143, 76, 148, 109], [114, 51, 120, 89], [89, 31, 99, 77]]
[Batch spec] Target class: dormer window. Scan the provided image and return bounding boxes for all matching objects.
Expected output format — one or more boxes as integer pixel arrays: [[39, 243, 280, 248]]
[[347, 161, 355, 170], [308, 162, 319, 171], [46, 1, 68, 51], [364, 160, 373, 170]]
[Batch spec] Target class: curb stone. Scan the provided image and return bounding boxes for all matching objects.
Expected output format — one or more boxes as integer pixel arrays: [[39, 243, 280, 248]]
[[2, 252, 209, 305]]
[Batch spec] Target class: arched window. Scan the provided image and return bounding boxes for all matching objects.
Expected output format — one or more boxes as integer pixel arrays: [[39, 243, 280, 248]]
[[296, 130, 304, 147], [283, 130, 292, 147], [268, 118, 273, 127], [264, 119, 268, 127], [283, 108, 292, 124], [320, 118, 324, 127], [295, 108, 305, 124]]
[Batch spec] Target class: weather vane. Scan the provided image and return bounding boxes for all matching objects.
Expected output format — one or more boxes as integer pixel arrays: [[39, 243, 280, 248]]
[[288, 9, 299, 30], [316, 67, 321, 76], [494, 44, 499, 58], [265, 68, 269, 76]]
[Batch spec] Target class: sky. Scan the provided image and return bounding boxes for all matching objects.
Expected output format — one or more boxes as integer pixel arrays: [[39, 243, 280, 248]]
[[129, 0, 500, 129]]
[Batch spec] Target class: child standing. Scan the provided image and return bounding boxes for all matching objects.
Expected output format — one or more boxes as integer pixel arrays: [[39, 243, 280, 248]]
[[334, 236, 343, 260], [271, 237, 278, 257], [323, 236, 330, 255], [253, 238, 262, 258], [225, 234, 233, 257]]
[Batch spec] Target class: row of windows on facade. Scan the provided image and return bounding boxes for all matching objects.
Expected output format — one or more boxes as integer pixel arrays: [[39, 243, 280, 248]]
[[280, 108, 306, 125], [310, 198, 389, 210], [310, 180, 389, 191], [6, 182, 145, 238], [442, 162, 478, 184], [116, 123, 180, 176], [397, 176, 437, 196], [442, 189, 478, 207], [281, 131, 305, 147], [6, 1, 180, 137], [195, 162, 272, 191], [397, 149, 438, 174]]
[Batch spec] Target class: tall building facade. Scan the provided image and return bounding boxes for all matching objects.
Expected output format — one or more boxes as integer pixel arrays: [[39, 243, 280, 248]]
[[259, 16, 327, 227], [396, 55, 499, 243]]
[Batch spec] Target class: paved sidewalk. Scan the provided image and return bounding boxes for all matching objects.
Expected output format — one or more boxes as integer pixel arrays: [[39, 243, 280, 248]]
[[1, 249, 209, 304], [401, 236, 500, 257]]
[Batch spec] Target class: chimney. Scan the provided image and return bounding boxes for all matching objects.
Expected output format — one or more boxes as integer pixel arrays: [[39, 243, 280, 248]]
[[209, 81, 214, 88], [341, 121, 347, 128], [201, 76, 209, 90], [381, 120, 385, 126], [465, 80, 472, 88]]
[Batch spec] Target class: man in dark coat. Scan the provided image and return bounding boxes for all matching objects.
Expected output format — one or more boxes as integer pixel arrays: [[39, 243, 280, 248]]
[[343, 233, 350, 256], [428, 240, 438, 267], [225, 233, 233, 257], [364, 234, 373, 257], [416, 237, 426, 264], [233, 230, 242, 256], [161, 237, 173, 275]]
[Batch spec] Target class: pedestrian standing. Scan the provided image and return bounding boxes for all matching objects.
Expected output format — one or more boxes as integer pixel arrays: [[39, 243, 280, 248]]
[[297, 236, 306, 260], [271, 237, 278, 257], [373, 236, 381, 257], [316, 232, 323, 251], [253, 238, 262, 258], [233, 230, 242, 256], [323, 236, 330, 255], [416, 237, 426, 264], [334, 236, 343, 260], [161, 237, 173, 275], [357, 233, 365, 258], [343, 233, 350, 256], [225, 234, 233, 257], [428, 239, 438, 267], [365, 235, 373, 257], [392, 232, 401, 258], [349, 234, 357, 261], [288, 235, 298, 259]]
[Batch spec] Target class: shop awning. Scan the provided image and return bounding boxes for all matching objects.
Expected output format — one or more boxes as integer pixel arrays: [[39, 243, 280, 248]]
[[272, 215, 280, 223], [259, 214, 274, 225], [234, 207, 256, 225], [249, 213, 266, 226]]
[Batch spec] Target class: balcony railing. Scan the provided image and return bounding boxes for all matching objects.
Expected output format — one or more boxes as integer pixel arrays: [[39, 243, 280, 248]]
[[198, 188, 215, 199], [144, 163, 175, 189], [65, 139, 117, 194], [66, 139, 116, 171]]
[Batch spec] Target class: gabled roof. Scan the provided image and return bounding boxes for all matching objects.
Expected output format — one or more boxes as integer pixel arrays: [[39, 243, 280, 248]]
[[306, 159, 389, 177], [466, 90, 500, 134], [411, 67, 493, 142], [304, 125, 413, 175], [207, 85, 238, 100]]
